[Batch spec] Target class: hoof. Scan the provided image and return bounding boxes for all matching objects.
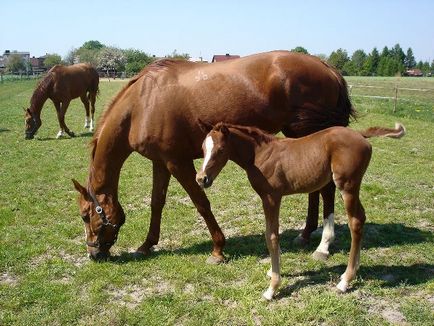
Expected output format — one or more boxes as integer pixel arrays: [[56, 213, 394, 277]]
[[336, 279, 348, 293], [293, 234, 309, 247], [68, 132, 76, 138], [312, 250, 329, 261], [262, 287, 275, 301], [206, 255, 225, 265], [132, 251, 148, 260]]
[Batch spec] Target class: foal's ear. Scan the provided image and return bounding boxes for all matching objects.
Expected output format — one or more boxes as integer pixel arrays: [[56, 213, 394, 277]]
[[197, 119, 213, 133], [72, 179, 89, 199]]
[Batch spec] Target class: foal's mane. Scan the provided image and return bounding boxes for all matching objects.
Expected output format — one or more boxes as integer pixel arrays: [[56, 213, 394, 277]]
[[215, 122, 275, 145], [90, 59, 196, 159]]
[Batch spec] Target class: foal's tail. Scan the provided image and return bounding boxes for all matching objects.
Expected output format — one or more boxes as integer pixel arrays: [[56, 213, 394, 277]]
[[358, 122, 406, 139]]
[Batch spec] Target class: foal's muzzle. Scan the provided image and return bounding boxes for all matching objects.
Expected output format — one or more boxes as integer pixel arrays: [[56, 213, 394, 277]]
[[196, 173, 213, 189]]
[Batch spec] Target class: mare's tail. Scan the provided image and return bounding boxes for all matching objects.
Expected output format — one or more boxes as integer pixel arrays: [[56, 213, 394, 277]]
[[358, 122, 406, 139]]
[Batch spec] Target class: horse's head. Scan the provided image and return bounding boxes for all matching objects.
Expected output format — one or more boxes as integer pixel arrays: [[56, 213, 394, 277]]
[[24, 108, 41, 139], [196, 122, 230, 189], [72, 179, 125, 260]]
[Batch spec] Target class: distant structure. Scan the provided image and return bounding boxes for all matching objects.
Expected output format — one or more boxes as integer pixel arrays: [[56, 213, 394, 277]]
[[188, 57, 208, 63], [0, 50, 49, 74], [404, 68, 423, 77], [0, 50, 30, 71], [211, 53, 240, 63], [30, 54, 48, 74]]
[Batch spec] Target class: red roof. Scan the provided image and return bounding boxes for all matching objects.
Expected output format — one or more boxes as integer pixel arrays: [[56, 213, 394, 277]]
[[212, 54, 240, 63]]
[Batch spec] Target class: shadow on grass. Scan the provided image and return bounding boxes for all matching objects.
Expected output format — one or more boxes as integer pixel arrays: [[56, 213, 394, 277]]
[[36, 132, 93, 141], [277, 263, 434, 298], [107, 222, 432, 265], [0, 128, 10, 133]]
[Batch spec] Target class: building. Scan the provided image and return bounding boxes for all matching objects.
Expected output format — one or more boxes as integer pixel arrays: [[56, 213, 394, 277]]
[[211, 53, 240, 63], [404, 68, 423, 77], [1, 50, 31, 72], [30, 55, 48, 74]]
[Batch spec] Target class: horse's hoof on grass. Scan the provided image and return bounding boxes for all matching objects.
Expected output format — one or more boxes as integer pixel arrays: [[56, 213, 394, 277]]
[[206, 255, 225, 265], [293, 234, 309, 247], [132, 251, 148, 260], [312, 250, 329, 261]]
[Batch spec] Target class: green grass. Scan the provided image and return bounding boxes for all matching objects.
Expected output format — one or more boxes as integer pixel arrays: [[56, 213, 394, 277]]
[[1, 77, 433, 325]]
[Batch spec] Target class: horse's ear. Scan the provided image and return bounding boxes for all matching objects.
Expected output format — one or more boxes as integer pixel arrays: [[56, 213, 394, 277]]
[[220, 125, 229, 136], [197, 119, 213, 133], [72, 179, 89, 199]]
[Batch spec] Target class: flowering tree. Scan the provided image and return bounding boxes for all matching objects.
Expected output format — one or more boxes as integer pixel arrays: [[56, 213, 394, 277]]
[[98, 46, 126, 77]]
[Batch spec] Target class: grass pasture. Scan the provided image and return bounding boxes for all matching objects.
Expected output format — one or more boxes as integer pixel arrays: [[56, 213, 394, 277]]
[[0, 77, 433, 325]]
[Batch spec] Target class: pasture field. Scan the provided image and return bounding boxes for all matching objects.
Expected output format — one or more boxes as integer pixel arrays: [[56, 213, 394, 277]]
[[0, 77, 433, 325]]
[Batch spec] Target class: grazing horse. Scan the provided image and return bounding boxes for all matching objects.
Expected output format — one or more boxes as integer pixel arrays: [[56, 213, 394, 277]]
[[72, 50, 359, 261], [24, 63, 99, 139], [195, 122, 405, 299]]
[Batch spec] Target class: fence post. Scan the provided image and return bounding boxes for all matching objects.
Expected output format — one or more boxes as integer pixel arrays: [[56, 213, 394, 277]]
[[393, 86, 398, 113]]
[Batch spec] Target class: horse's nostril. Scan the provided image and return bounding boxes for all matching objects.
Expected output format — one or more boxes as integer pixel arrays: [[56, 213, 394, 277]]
[[203, 176, 209, 184]]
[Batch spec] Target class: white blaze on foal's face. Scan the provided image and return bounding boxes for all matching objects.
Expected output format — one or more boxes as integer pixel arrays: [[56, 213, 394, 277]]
[[202, 135, 214, 172]]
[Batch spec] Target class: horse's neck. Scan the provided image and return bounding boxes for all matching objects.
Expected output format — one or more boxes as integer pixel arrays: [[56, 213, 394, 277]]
[[89, 121, 133, 196], [29, 87, 49, 116], [228, 131, 259, 169]]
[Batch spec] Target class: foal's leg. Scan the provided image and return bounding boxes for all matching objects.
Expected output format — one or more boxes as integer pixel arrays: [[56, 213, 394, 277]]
[[136, 161, 171, 255], [313, 182, 336, 261], [262, 195, 282, 300], [88, 90, 97, 131], [293, 191, 320, 246], [166, 160, 226, 263], [80, 94, 91, 129], [336, 191, 366, 292], [53, 101, 65, 138]]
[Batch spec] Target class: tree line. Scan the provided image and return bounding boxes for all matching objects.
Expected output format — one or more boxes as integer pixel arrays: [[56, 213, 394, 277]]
[[292, 44, 433, 76], [4, 40, 433, 77]]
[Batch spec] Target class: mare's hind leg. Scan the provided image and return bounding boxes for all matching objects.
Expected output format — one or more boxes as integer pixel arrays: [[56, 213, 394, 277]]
[[166, 160, 226, 264], [312, 182, 336, 261], [88, 90, 97, 131], [80, 94, 91, 130], [336, 190, 366, 293], [136, 161, 171, 255], [293, 191, 320, 246]]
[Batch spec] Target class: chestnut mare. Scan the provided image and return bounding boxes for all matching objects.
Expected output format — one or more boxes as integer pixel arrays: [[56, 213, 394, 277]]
[[196, 122, 405, 299], [72, 51, 359, 261], [24, 63, 99, 139]]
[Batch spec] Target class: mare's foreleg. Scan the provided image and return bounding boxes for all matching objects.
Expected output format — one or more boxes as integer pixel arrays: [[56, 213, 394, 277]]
[[293, 191, 320, 246], [262, 195, 282, 300], [88, 91, 97, 131], [312, 182, 336, 261], [55, 100, 74, 138], [80, 94, 91, 130], [166, 160, 226, 264], [136, 161, 171, 255], [336, 191, 365, 293]]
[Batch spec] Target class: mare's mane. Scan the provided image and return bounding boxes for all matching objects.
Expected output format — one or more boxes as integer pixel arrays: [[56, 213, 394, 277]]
[[215, 122, 275, 145], [90, 59, 196, 159], [30, 70, 54, 106]]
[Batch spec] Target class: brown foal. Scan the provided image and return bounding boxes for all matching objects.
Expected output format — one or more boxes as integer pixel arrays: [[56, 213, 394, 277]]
[[196, 122, 405, 300]]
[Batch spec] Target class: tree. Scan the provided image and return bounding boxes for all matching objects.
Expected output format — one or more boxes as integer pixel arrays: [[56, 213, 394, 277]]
[[390, 43, 405, 65], [124, 49, 154, 76], [315, 53, 328, 61], [291, 46, 309, 54], [166, 49, 190, 60], [328, 48, 349, 72], [6, 54, 26, 73], [380, 46, 390, 58], [351, 49, 367, 75], [98, 46, 126, 76], [64, 48, 77, 65], [362, 48, 379, 76], [404, 48, 416, 69], [81, 40, 105, 51], [44, 53, 63, 68]]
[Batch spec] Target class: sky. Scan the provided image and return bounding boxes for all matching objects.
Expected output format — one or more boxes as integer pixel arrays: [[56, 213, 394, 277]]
[[1, 0, 433, 63]]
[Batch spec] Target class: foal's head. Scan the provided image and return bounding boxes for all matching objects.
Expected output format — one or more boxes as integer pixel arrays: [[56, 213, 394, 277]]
[[72, 179, 125, 260], [196, 123, 230, 189], [24, 108, 41, 139]]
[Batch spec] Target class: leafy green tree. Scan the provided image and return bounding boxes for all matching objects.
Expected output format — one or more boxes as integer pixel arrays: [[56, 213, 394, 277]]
[[390, 43, 405, 65], [377, 56, 404, 76], [404, 48, 416, 69], [362, 48, 379, 76], [124, 49, 154, 76], [328, 48, 349, 72], [44, 53, 63, 68], [291, 46, 309, 54], [380, 46, 390, 58], [315, 53, 328, 61], [81, 40, 105, 51], [342, 60, 356, 76], [6, 54, 26, 73], [64, 48, 77, 65]]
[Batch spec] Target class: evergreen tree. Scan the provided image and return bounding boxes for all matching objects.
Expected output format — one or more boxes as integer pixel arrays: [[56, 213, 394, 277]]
[[291, 46, 309, 54], [351, 49, 367, 75], [404, 48, 416, 69], [328, 48, 349, 72], [390, 43, 405, 65]]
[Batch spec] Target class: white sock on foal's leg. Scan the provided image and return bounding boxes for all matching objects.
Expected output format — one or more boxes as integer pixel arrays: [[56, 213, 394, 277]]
[[313, 213, 335, 260], [56, 130, 65, 138], [84, 117, 90, 129]]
